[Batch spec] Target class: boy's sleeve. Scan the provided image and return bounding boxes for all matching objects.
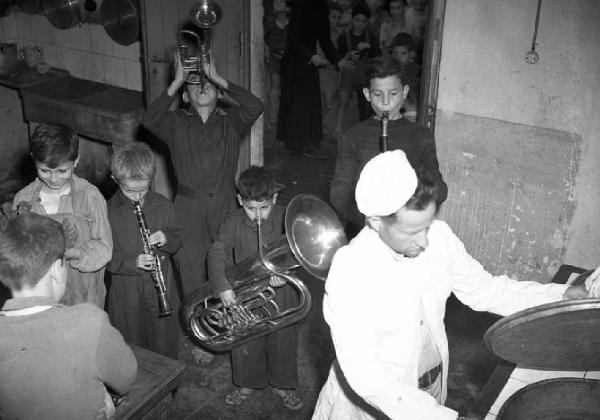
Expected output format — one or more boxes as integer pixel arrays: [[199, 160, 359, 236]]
[[330, 132, 363, 225], [207, 216, 236, 296], [159, 201, 183, 255], [225, 82, 264, 138], [418, 130, 448, 204], [94, 309, 138, 395], [76, 192, 113, 273], [141, 90, 178, 147]]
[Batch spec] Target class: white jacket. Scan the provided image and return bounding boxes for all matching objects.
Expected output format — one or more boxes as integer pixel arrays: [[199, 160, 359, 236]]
[[313, 221, 568, 420]]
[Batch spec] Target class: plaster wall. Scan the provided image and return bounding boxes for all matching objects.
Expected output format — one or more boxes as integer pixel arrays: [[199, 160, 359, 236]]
[[436, 0, 600, 280]]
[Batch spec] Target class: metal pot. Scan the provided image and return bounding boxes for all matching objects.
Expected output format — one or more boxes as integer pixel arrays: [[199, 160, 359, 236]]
[[42, 0, 81, 29], [498, 378, 600, 420], [0, 43, 18, 77], [100, 0, 139, 46]]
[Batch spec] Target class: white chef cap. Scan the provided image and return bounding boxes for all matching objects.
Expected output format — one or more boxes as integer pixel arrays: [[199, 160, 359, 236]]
[[355, 150, 418, 217]]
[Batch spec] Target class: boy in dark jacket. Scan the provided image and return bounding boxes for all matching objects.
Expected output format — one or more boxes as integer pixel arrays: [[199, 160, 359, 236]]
[[107, 142, 182, 359]]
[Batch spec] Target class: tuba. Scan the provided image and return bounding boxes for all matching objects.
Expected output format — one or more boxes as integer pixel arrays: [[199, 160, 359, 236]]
[[182, 194, 348, 352], [177, 0, 223, 84]]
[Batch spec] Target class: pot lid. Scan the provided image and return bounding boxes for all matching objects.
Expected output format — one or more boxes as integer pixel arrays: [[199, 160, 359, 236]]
[[483, 298, 600, 370], [100, 0, 139, 46]]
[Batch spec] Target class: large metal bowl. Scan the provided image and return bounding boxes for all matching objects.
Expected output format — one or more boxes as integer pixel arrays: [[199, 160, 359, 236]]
[[498, 378, 600, 420]]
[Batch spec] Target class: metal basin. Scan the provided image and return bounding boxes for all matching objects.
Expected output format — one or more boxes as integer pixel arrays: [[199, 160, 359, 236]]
[[21, 77, 144, 144], [498, 378, 600, 420]]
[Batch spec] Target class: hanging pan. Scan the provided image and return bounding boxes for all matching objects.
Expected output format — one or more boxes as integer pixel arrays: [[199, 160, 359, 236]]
[[42, 0, 81, 29], [16, 0, 40, 14], [100, 0, 139, 46]]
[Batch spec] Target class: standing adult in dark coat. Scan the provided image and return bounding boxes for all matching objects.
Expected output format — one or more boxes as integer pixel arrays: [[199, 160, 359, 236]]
[[277, 0, 354, 157]]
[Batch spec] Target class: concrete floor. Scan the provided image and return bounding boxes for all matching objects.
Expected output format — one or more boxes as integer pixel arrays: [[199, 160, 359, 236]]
[[168, 125, 502, 419]]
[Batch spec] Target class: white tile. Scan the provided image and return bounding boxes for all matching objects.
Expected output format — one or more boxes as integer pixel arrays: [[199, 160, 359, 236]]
[[15, 12, 32, 40], [112, 40, 138, 60], [53, 25, 72, 48], [81, 52, 105, 83], [489, 377, 528, 415], [89, 25, 113, 56], [0, 14, 18, 39], [40, 43, 63, 68], [584, 370, 600, 380], [124, 59, 142, 91], [70, 25, 91, 51], [62, 47, 84, 79], [103, 55, 127, 88]]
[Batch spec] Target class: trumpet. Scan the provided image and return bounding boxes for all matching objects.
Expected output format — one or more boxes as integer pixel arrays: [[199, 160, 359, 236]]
[[133, 201, 172, 317], [379, 111, 389, 152], [177, 0, 223, 86], [182, 194, 348, 352]]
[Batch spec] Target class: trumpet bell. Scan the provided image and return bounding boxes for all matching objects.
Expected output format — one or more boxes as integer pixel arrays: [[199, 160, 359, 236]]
[[285, 194, 348, 280], [190, 0, 223, 28]]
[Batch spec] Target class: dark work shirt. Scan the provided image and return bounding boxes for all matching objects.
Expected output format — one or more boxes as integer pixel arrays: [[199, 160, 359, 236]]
[[207, 206, 286, 295], [330, 117, 448, 225], [337, 29, 380, 60], [142, 83, 264, 200]]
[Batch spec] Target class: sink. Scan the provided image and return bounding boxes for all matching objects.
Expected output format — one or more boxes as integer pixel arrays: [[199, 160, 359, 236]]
[[21, 77, 145, 144]]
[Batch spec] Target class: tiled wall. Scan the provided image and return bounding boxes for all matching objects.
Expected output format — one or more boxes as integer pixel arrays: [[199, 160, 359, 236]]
[[0, 11, 142, 91]]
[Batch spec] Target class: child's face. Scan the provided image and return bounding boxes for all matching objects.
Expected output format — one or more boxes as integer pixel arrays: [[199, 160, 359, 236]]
[[273, 0, 288, 12], [365, 0, 382, 11], [237, 194, 277, 222], [184, 77, 220, 108], [351, 13, 368, 33], [363, 75, 409, 119], [329, 9, 342, 28], [338, 0, 353, 11], [389, 0, 405, 18], [117, 177, 151, 203], [392, 45, 411, 65], [35, 159, 77, 190]]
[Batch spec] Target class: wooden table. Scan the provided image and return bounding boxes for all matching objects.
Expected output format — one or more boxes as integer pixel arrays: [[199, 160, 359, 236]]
[[469, 264, 588, 419], [115, 344, 187, 420]]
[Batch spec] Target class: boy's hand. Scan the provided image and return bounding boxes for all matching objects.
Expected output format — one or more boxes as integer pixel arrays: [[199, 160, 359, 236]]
[[168, 52, 189, 96], [219, 289, 237, 307], [148, 230, 167, 247], [356, 42, 371, 52], [65, 248, 81, 269], [310, 54, 328, 67], [337, 57, 355, 72], [203, 51, 227, 89], [269, 275, 286, 288], [137, 253, 156, 271]]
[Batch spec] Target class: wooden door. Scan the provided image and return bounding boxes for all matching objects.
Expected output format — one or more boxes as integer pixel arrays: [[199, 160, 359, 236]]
[[139, 0, 260, 198], [418, 0, 447, 132]]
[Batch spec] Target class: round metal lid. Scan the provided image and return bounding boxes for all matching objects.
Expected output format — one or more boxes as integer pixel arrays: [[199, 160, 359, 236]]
[[285, 194, 347, 281], [483, 298, 600, 370], [100, 0, 139, 46]]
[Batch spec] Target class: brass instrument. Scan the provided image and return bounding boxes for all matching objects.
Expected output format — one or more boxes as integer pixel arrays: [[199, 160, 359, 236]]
[[177, 0, 223, 86], [182, 194, 347, 352], [133, 201, 173, 317], [379, 111, 389, 152]]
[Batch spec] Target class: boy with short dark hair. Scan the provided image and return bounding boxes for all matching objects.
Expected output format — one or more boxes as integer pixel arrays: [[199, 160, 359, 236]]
[[330, 55, 447, 233], [107, 142, 182, 359], [0, 213, 137, 419], [207, 166, 303, 410], [12, 123, 112, 307], [390, 32, 421, 118]]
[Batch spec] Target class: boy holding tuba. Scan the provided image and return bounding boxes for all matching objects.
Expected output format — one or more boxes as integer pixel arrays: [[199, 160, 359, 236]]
[[207, 166, 303, 410]]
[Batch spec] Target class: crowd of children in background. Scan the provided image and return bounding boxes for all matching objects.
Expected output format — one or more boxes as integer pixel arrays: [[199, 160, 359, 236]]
[[265, 0, 430, 141]]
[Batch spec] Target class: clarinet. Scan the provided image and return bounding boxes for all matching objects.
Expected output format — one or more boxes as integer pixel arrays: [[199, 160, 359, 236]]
[[133, 201, 173, 317], [379, 111, 389, 153]]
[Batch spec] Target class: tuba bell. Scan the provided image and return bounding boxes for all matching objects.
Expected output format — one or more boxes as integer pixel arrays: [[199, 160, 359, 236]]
[[182, 194, 348, 352], [177, 0, 223, 84]]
